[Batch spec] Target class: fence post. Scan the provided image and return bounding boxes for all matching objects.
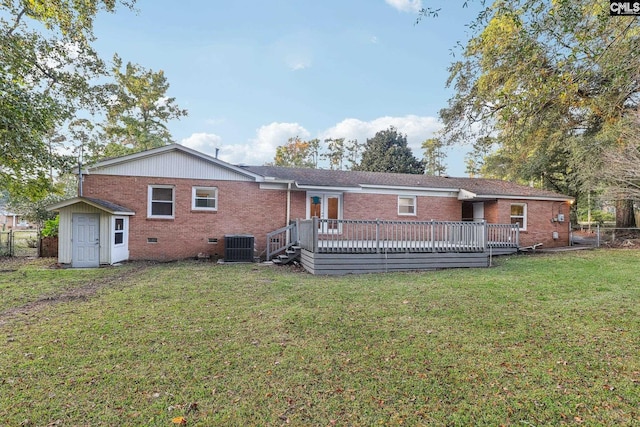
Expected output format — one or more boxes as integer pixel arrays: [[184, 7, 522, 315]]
[[376, 219, 380, 254]]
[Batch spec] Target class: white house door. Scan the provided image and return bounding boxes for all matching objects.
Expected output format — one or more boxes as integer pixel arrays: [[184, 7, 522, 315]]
[[72, 213, 100, 268], [473, 202, 485, 221], [308, 193, 341, 233]]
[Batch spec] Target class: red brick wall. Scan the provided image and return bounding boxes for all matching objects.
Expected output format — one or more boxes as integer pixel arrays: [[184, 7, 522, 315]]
[[343, 194, 462, 221], [83, 174, 571, 259], [493, 199, 571, 248], [83, 175, 288, 260]]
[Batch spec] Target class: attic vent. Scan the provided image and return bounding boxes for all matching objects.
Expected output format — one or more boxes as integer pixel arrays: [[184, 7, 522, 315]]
[[224, 235, 255, 262]]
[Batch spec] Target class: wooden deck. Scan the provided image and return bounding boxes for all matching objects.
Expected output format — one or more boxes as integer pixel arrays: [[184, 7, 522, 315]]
[[301, 250, 490, 275], [283, 219, 519, 275]]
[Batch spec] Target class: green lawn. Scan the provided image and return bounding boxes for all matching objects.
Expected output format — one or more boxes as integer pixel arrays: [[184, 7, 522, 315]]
[[0, 250, 638, 426]]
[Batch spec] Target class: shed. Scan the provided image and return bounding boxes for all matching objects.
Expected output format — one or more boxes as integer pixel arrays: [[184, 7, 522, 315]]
[[47, 197, 135, 267]]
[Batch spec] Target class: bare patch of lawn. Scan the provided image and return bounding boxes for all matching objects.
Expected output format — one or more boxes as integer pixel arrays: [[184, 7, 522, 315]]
[[0, 250, 639, 426]]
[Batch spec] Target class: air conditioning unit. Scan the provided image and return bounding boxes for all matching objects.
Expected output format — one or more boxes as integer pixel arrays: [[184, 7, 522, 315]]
[[224, 235, 255, 262]]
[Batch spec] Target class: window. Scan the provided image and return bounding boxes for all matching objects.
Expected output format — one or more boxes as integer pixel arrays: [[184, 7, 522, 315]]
[[114, 218, 124, 245], [510, 203, 527, 230], [148, 185, 174, 218], [398, 196, 416, 216], [192, 187, 218, 211]]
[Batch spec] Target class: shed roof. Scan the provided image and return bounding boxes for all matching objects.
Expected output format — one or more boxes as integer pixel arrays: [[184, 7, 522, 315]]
[[47, 197, 135, 215]]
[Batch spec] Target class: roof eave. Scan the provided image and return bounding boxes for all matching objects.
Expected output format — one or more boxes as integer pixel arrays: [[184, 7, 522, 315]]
[[360, 184, 459, 192], [46, 197, 136, 215], [474, 194, 574, 202]]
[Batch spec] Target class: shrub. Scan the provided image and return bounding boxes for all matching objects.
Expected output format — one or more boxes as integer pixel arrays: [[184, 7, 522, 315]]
[[41, 215, 59, 237]]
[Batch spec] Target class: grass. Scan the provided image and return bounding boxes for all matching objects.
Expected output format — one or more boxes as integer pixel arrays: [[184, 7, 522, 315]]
[[0, 250, 639, 426]]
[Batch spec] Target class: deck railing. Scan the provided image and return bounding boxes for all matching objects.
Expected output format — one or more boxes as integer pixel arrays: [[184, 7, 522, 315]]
[[296, 218, 514, 254], [487, 223, 520, 248], [266, 223, 298, 261]]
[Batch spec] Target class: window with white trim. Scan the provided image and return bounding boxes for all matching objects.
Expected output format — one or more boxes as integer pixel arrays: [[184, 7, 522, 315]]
[[398, 196, 416, 216], [192, 187, 218, 211], [510, 203, 527, 230], [148, 185, 174, 218], [114, 218, 124, 245]]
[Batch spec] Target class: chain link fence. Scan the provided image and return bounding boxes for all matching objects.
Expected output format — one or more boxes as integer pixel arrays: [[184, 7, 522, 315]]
[[0, 230, 39, 257]]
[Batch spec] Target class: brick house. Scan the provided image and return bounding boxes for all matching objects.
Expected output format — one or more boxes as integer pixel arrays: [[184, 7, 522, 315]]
[[47, 144, 573, 268]]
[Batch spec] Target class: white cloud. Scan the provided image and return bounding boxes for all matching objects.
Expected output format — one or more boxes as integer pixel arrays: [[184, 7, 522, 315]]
[[154, 97, 169, 108], [180, 132, 223, 156], [179, 116, 472, 174], [288, 58, 311, 71], [385, 0, 422, 13], [216, 122, 311, 165], [271, 33, 313, 71], [319, 115, 442, 154]]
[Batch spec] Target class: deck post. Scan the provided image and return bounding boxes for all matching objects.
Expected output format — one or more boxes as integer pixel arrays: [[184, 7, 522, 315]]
[[312, 216, 318, 253], [431, 220, 435, 252], [483, 220, 488, 251]]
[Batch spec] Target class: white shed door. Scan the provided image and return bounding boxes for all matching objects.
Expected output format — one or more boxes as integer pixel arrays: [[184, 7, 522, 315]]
[[72, 213, 100, 268]]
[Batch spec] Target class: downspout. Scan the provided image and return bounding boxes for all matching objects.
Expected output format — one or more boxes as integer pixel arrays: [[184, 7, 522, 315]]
[[286, 182, 291, 226], [78, 160, 83, 197], [286, 182, 292, 246]]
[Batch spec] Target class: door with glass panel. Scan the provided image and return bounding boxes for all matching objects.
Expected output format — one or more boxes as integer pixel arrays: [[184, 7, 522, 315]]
[[308, 193, 341, 233]]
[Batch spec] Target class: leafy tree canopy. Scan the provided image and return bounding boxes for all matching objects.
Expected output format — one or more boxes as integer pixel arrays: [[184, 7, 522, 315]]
[[435, 0, 639, 225], [1, 0, 135, 199], [272, 137, 318, 168], [95, 54, 188, 159], [354, 127, 424, 174]]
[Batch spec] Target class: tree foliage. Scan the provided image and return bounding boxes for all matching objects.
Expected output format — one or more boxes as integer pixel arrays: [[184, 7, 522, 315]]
[[1, 0, 135, 199], [321, 138, 345, 170], [438, 0, 639, 225], [421, 137, 447, 176], [273, 137, 317, 168], [98, 54, 187, 157], [354, 127, 424, 174], [600, 114, 640, 202]]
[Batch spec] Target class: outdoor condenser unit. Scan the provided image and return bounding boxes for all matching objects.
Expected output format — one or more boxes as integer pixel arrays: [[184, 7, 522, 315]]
[[224, 235, 255, 262]]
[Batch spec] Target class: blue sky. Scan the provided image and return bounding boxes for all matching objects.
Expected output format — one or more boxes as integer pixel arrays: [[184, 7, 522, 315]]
[[93, 0, 480, 175]]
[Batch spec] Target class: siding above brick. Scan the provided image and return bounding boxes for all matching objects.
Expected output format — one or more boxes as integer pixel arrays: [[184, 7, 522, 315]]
[[89, 150, 255, 181]]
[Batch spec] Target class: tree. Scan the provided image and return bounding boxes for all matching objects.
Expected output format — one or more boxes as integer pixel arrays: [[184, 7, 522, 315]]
[[421, 137, 447, 176], [344, 139, 363, 170], [600, 114, 640, 222], [322, 138, 346, 170], [464, 136, 495, 177], [272, 137, 316, 168], [437, 0, 639, 226], [98, 55, 187, 157], [354, 127, 424, 174], [1, 0, 135, 199]]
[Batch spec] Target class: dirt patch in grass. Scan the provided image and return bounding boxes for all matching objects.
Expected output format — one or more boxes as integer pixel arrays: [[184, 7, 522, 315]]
[[0, 261, 150, 326]]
